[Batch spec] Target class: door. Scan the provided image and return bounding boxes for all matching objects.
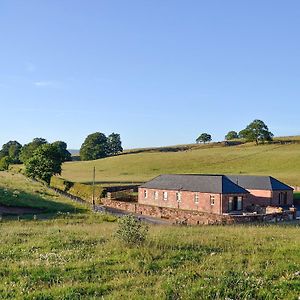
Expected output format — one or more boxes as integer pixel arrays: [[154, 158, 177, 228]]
[[228, 196, 243, 212]]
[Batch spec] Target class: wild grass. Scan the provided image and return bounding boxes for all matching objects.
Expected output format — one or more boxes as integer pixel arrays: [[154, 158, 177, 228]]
[[0, 217, 299, 299], [0, 172, 87, 215], [0, 170, 300, 299], [62, 142, 300, 186]]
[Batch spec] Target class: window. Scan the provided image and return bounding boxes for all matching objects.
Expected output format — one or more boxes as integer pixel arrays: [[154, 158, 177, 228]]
[[278, 192, 282, 205], [194, 192, 199, 204], [237, 196, 243, 211], [154, 191, 158, 200], [163, 191, 168, 201], [228, 196, 233, 211], [144, 190, 148, 199], [210, 195, 215, 206], [284, 192, 288, 205], [176, 192, 181, 202]]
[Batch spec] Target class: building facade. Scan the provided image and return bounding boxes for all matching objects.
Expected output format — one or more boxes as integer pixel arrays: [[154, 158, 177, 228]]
[[138, 174, 293, 215]]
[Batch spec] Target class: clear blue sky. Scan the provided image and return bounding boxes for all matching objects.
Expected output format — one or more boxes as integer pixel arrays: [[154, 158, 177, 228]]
[[1, 1, 299, 149]]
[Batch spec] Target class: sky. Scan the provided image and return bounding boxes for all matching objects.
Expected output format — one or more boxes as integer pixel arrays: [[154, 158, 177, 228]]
[[0, 1, 300, 149]]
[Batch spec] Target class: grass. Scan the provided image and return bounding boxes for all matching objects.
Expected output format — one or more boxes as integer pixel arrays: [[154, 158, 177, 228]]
[[0, 172, 87, 215], [0, 217, 299, 299], [61, 141, 300, 186], [0, 168, 300, 298]]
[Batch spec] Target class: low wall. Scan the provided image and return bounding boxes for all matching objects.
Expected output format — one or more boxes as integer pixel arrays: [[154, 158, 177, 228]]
[[101, 199, 296, 225]]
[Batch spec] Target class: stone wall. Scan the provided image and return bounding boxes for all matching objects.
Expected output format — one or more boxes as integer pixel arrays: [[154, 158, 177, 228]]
[[101, 198, 296, 225]]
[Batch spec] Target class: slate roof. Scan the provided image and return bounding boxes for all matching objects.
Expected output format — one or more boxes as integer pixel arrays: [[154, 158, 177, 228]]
[[226, 175, 293, 191], [140, 174, 249, 194]]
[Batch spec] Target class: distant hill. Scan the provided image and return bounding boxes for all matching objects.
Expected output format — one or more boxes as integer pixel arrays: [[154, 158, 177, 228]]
[[61, 136, 300, 186], [68, 149, 80, 155]]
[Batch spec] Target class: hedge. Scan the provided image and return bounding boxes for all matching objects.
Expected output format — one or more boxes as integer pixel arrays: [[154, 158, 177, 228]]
[[50, 176, 104, 204]]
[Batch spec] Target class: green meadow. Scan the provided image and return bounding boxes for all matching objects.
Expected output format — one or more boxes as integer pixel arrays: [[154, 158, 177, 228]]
[[62, 141, 300, 186], [0, 172, 86, 215], [1, 212, 300, 299], [1, 139, 300, 299]]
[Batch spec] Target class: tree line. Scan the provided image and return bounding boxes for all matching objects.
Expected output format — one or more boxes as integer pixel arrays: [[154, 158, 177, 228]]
[[196, 119, 273, 145], [0, 131, 123, 184]]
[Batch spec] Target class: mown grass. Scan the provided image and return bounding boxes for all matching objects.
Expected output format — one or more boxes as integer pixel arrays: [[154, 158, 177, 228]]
[[0, 172, 87, 215], [0, 217, 299, 299], [62, 142, 300, 186]]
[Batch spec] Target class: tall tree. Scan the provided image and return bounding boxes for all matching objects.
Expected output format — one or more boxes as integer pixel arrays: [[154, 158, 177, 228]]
[[52, 141, 72, 162], [80, 132, 108, 161], [20, 138, 48, 163], [239, 119, 273, 145], [0, 141, 22, 163], [225, 131, 239, 141], [196, 133, 212, 144], [107, 133, 123, 156], [25, 144, 62, 184]]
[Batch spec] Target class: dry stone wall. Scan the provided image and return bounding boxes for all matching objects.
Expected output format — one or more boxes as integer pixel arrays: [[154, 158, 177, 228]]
[[101, 199, 296, 225]]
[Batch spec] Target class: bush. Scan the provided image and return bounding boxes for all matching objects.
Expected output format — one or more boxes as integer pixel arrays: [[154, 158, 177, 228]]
[[115, 215, 148, 246], [0, 156, 10, 171]]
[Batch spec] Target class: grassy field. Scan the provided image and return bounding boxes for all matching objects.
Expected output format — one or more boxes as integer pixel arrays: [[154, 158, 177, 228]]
[[0, 217, 300, 299], [61, 141, 300, 186], [0, 172, 300, 298], [0, 172, 87, 215]]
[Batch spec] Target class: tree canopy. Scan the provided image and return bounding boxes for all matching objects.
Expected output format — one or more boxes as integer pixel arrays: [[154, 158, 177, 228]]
[[52, 141, 72, 162], [239, 119, 273, 145], [225, 131, 239, 141], [20, 138, 48, 163], [107, 133, 123, 156], [80, 132, 108, 161], [196, 133, 212, 144], [25, 144, 62, 184], [80, 132, 123, 161], [0, 140, 22, 163]]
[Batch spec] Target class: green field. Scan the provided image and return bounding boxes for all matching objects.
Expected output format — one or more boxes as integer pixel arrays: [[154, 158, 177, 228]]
[[0, 172, 86, 215], [1, 214, 300, 299], [61, 141, 300, 186], [0, 173, 300, 299]]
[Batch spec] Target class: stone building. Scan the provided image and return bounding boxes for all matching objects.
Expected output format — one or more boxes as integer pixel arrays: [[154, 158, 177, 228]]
[[138, 174, 293, 214]]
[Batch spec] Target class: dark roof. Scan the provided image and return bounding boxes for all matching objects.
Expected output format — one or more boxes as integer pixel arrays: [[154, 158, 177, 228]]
[[140, 174, 249, 194], [226, 175, 293, 191]]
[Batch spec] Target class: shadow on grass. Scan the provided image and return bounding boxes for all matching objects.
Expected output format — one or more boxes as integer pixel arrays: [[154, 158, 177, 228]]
[[0, 187, 86, 219]]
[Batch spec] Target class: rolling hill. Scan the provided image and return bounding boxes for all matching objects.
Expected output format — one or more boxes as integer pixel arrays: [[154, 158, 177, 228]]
[[61, 138, 300, 186]]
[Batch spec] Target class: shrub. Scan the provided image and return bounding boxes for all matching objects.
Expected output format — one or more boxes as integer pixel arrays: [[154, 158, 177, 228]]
[[0, 156, 10, 171], [115, 214, 148, 246]]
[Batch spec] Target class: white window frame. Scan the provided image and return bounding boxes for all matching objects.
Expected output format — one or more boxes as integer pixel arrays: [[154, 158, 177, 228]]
[[210, 195, 215, 206], [194, 192, 199, 204], [144, 190, 148, 199], [176, 191, 182, 202], [154, 191, 158, 200], [163, 191, 168, 201]]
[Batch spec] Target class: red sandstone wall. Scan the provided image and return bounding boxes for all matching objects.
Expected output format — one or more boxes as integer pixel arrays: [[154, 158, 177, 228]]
[[248, 189, 293, 206], [138, 188, 222, 214], [101, 198, 296, 225], [271, 190, 293, 206]]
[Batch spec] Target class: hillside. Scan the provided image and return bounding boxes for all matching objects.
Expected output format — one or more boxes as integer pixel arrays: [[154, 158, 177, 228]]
[[61, 139, 300, 186], [0, 172, 86, 215]]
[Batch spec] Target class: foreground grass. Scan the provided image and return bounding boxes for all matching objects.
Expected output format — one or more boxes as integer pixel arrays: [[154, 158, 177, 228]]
[[62, 142, 300, 186], [0, 216, 299, 299], [0, 172, 86, 214]]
